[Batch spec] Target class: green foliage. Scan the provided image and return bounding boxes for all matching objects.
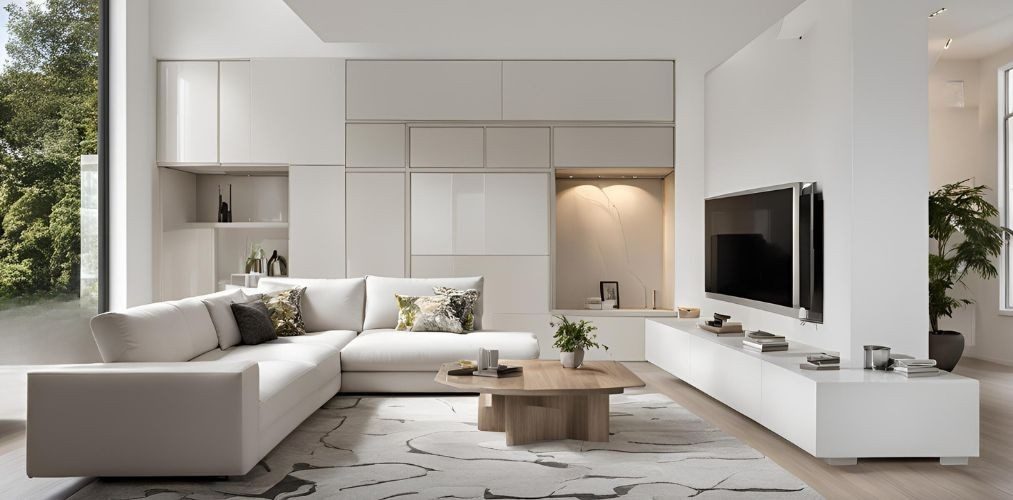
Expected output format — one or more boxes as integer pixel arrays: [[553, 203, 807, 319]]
[[550, 315, 608, 353], [0, 0, 98, 300], [928, 180, 1013, 332]]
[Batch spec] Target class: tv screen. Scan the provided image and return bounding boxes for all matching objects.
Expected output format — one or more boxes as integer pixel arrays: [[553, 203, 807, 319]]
[[705, 187, 795, 308]]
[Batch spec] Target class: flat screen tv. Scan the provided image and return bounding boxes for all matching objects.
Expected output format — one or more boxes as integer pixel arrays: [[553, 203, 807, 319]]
[[705, 183, 823, 321]]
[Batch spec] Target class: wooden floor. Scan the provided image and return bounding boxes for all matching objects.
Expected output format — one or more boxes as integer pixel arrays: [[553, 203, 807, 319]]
[[627, 358, 1013, 499]]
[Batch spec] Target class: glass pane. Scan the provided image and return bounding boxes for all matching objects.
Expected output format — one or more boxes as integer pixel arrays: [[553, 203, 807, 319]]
[[0, 0, 101, 363]]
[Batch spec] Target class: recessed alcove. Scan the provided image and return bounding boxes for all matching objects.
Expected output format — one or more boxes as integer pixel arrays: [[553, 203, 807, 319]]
[[554, 168, 675, 312]]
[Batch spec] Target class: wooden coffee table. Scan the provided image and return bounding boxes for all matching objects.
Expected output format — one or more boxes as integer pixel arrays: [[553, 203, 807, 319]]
[[435, 359, 645, 445]]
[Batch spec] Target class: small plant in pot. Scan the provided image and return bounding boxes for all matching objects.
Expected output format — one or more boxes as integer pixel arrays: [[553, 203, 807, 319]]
[[551, 315, 608, 368], [929, 180, 1012, 371]]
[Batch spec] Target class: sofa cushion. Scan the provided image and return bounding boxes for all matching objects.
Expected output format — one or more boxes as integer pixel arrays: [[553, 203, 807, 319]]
[[201, 289, 247, 349], [258, 277, 366, 332], [269, 330, 358, 351], [191, 342, 339, 367], [340, 329, 539, 371], [91, 296, 220, 363], [363, 276, 484, 330]]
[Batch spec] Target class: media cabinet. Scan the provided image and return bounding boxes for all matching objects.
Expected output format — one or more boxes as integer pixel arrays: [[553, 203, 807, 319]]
[[645, 318, 979, 465]]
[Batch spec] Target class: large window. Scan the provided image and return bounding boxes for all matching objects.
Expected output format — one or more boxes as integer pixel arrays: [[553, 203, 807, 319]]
[[0, 0, 105, 363]]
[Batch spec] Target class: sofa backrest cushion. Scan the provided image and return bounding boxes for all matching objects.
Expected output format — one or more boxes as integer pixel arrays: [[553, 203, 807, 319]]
[[363, 276, 484, 330], [91, 295, 220, 363], [257, 277, 366, 332]]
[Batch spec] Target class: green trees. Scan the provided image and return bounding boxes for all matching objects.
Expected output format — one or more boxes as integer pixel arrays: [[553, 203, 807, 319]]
[[0, 0, 98, 301]]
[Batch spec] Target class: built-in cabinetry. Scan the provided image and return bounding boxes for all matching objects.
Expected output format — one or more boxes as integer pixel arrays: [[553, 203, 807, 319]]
[[289, 165, 345, 278], [157, 61, 218, 164], [409, 127, 484, 168], [346, 173, 406, 278], [646, 319, 980, 464], [486, 127, 550, 168], [346, 124, 406, 168], [553, 127, 674, 167]]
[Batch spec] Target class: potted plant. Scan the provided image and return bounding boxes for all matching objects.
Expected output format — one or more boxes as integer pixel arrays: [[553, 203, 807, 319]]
[[929, 180, 1011, 371], [551, 315, 608, 368]]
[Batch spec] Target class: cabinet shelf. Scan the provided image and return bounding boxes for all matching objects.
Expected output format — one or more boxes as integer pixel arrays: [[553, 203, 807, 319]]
[[159, 163, 289, 176], [172, 222, 289, 230]]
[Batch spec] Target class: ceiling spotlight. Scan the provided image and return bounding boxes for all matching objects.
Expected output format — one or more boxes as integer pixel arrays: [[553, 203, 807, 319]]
[[568, 175, 574, 179], [929, 7, 947, 18], [944, 38, 953, 50]]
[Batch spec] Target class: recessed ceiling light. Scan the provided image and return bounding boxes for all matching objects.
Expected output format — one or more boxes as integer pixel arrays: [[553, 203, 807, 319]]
[[568, 175, 574, 179], [944, 38, 953, 50], [929, 7, 947, 18]]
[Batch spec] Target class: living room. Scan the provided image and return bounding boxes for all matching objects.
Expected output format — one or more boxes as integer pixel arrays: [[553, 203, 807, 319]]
[[2, 0, 1013, 498]]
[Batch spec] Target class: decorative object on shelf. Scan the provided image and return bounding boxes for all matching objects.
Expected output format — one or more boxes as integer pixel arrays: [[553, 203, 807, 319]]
[[584, 296, 603, 310], [231, 273, 262, 288], [699, 313, 744, 336], [217, 184, 233, 223], [245, 244, 266, 274], [863, 345, 891, 370], [551, 314, 607, 368], [600, 281, 619, 309], [266, 250, 288, 277], [929, 180, 1011, 371], [677, 306, 700, 318]]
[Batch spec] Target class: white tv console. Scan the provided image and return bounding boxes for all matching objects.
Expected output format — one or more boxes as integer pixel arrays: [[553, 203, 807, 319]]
[[645, 318, 979, 465]]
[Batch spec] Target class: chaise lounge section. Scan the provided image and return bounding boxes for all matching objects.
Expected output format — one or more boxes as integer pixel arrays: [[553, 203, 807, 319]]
[[25, 275, 539, 478]]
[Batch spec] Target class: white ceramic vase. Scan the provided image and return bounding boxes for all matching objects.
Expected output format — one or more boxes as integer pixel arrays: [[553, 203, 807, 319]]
[[560, 348, 585, 369]]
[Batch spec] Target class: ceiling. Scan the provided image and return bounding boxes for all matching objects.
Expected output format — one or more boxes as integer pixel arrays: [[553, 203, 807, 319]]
[[283, 0, 805, 70], [927, 0, 1013, 60]]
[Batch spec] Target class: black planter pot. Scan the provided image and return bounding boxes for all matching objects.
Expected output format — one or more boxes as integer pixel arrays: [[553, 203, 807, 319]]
[[929, 330, 965, 372]]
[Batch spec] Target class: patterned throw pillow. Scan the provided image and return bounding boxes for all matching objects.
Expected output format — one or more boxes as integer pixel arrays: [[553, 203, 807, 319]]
[[395, 294, 464, 333], [261, 286, 307, 336], [434, 286, 480, 332]]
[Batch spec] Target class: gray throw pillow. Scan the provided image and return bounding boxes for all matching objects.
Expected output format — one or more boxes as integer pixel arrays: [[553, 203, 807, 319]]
[[231, 301, 278, 345]]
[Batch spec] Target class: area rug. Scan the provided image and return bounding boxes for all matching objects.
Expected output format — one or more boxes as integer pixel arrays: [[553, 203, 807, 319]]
[[71, 393, 820, 499]]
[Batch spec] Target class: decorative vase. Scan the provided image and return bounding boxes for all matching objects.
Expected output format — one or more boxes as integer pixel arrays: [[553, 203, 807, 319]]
[[929, 330, 965, 372], [560, 348, 584, 369]]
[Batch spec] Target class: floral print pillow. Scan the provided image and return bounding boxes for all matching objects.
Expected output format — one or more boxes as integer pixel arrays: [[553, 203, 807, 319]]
[[434, 286, 480, 332], [395, 294, 464, 333], [261, 286, 306, 336]]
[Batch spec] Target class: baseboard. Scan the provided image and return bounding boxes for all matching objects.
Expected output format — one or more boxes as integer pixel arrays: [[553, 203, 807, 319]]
[[962, 353, 1013, 367]]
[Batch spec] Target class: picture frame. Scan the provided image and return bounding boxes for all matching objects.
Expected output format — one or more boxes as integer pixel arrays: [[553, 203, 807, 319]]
[[599, 281, 620, 309]]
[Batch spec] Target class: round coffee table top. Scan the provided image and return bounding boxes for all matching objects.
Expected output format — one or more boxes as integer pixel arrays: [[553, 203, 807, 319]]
[[434, 359, 645, 396]]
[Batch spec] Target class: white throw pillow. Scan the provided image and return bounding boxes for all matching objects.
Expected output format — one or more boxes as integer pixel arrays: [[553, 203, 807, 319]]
[[201, 288, 247, 349]]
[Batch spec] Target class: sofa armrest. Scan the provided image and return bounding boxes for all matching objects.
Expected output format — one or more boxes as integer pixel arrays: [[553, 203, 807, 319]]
[[27, 361, 260, 477]]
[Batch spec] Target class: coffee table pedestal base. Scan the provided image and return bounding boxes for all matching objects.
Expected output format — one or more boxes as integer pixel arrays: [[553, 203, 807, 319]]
[[478, 392, 610, 445]]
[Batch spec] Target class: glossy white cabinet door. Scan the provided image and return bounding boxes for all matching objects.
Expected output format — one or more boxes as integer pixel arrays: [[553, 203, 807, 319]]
[[346, 124, 405, 167], [409, 127, 484, 168], [346, 60, 502, 120], [486, 127, 550, 168], [553, 127, 674, 167], [219, 60, 251, 164], [289, 165, 345, 278], [410, 173, 549, 256], [251, 58, 344, 165], [157, 61, 218, 163], [346, 173, 405, 278], [502, 61, 674, 121]]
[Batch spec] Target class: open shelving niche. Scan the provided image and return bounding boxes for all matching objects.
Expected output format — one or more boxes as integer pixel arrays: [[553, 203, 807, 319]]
[[159, 165, 290, 300]]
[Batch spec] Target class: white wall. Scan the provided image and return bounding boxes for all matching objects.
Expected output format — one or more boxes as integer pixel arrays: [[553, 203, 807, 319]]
[[705, 0, 929, 361], [555, 179, 666, 310], [929, 44, 1013, 365]]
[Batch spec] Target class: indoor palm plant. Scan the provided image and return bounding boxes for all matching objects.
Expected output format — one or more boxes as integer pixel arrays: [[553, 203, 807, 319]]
[[929, 180, 1011, 370], [551, 315, 608, 368]]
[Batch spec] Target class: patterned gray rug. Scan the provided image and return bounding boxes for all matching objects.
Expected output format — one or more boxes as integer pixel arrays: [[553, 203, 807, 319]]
[[71, 393, 820, 499]]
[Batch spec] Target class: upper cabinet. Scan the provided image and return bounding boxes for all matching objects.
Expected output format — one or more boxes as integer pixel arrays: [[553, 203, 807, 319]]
[[158, 58, 345, 166], [250, 58, 344, 165], [345, 60, 502, 121], [219, 61, 252, 164], [409, 127, 484, 168], [502, 61, 674, 122], [157, 61, 219, 164], [554, 127, 674, 167], [486, 127, 550, 168]]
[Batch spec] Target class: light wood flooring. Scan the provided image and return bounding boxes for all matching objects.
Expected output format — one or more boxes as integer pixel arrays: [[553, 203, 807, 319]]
[[627, 358, 1013, 499]]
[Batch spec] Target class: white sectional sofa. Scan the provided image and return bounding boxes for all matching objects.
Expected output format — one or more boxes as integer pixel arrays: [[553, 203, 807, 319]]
[[26, 276, 539, 478]]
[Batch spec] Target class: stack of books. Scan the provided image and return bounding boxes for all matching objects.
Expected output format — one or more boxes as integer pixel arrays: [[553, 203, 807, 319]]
[[584, 297, 603, 310], [800, 353, 840, 370], [474, 365, 523, 378], [892, 359, 939, 378], [699, 322, 745, 336], [742, 331, 788, 352]]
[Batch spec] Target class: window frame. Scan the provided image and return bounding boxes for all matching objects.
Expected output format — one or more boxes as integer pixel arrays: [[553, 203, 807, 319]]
[[98, 0, 110, 312], [1000, 62, 1013, 314]]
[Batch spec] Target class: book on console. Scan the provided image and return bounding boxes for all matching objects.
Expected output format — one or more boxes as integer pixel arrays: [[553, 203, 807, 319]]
[[800, 362, 840, 370], [743, 341, 788, 352], [700, 322, 744, 335], [747, 330, 785, 341]]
